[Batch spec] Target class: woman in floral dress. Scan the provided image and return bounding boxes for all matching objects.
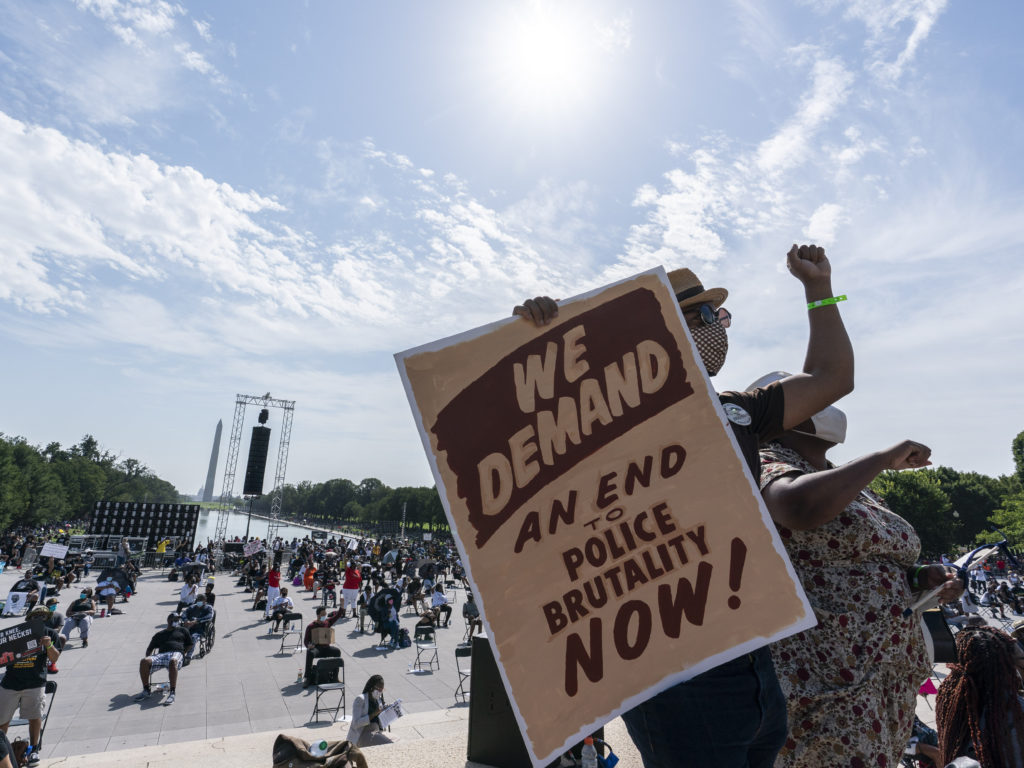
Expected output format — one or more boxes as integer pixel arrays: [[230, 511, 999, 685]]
[[753, 376, 961, 768]]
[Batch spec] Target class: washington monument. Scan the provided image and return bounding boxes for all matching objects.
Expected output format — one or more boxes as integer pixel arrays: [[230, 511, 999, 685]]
[[202, 419, 223, 503]]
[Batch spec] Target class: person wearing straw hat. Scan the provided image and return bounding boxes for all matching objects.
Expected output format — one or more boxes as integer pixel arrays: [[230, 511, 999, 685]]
[[516, 244, 855, 768]]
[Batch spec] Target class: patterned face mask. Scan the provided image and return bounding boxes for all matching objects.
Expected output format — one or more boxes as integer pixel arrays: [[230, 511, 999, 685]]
[[691, 322, 729, 376]]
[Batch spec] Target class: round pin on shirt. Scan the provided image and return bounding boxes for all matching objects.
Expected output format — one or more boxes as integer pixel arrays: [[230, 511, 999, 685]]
[[723, 403, 752, 426]]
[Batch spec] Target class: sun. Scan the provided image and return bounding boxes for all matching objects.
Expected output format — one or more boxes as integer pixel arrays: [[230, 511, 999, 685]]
[[488, 4, 600, 114]]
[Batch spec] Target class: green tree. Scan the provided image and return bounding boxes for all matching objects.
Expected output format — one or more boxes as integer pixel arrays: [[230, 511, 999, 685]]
[[871, 468, 958, 558], [1013, 430, 1024, 486]]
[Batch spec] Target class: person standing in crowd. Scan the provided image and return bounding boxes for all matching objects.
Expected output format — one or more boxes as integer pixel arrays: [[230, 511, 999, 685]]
[[516, 244, 855, 768], [347, 675, 394, 747], [937, 626, 1024, 767], [753, 381, 960, 768], [264, 560, 282, 620], [0, 606, 61, 765], [342, 561, 362, 619]]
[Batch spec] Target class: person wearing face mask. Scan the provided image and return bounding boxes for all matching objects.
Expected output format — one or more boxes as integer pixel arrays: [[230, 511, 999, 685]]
[[61, 588, 96, 648], [180, 594, 215, 662], [753, 375, 961, 768], [515, 244, 855, 768], [346, 675, 395, 747]]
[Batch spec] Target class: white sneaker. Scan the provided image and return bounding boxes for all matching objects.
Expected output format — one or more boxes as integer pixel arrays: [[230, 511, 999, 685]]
[[165, 691, 176, 705], [134, 689, 151, 701]]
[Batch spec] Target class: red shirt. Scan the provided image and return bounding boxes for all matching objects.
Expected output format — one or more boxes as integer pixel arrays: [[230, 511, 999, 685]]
[[342, 567, 361, 591], [267, 569, 281, 588]]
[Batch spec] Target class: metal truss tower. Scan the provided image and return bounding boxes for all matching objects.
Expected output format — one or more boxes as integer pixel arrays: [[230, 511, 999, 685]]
[[212, 393, 296, 562]]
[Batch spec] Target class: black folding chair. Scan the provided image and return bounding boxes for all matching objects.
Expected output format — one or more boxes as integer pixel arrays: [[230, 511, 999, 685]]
[[310, 657, 346, 723]]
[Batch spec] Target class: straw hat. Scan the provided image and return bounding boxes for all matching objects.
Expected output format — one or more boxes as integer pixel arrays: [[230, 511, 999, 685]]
[[667, 268, 728, 311]]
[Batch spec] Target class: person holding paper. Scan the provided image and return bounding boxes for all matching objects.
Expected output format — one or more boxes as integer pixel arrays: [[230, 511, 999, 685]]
[[302, 605, 342, 687], [753, 378, 960, 768], [516, 244, 855, 768], [346, 675, 395, 747]]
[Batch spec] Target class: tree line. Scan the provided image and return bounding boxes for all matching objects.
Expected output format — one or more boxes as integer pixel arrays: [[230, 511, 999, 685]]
[[248, 477, 447, 533], [0, 434, 179, 530], [5, 429, 1024, 557], [869, 430, 1024, 557]]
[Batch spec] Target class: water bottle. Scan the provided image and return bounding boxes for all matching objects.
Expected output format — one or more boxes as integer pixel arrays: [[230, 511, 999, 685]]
[[581, 737, 598, 768], [309, 740, 328, 757], [296, 670, 302, 684]]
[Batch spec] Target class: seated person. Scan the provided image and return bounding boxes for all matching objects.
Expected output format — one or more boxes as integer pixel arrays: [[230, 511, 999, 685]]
[[180, 596, 215, 661], [416, 609, 438, 630], [981, 582, 1008, 618], [379, 597, 401, 649], [135, 614, 194, 706], [406, 577, 427, 614], [269, 588, 296, 632], [95, 575, 121, 614], [430, 583, 452, 628], [997, 582, 1023, 614], [176, 577, 199, 613], [357, 585, 375, 634], [40, 598, 65, 659], [302, 605, 343, 687], [463, 593, 484, 636], [346, 675, 394, 747], [62, 588, 96, 647], [203, 582, 216, 607]]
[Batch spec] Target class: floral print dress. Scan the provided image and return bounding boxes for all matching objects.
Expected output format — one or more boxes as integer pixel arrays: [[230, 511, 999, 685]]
[[760, 444, 931, 768]]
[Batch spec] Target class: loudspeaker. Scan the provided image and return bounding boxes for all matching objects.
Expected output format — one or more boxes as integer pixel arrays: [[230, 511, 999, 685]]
[[243, 425, 271, 496], [467, 634, 602, 768]]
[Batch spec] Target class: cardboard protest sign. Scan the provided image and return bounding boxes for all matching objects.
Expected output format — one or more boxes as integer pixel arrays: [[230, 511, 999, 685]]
[[39, 542, 69, 559], [396, 269, 814, 765], [243, 540, 265, 557], [2, 593, 28, 617], [0, 620, 46, 665]]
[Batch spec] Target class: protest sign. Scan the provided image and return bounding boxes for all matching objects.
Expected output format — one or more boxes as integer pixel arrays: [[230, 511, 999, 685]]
[[2, 593, 28, 617], [0, 620, 46, 665], [39, 542, 69, 559], [243, 540, 265, 557], [396, 269, 815, 765], [422, 533, 432, 541]]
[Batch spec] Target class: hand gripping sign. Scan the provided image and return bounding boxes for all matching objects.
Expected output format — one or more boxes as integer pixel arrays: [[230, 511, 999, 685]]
[[396, 269, 813, 766]]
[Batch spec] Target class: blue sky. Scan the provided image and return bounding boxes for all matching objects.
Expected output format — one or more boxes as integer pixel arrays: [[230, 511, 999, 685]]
[[1, 0, 1022, 498]]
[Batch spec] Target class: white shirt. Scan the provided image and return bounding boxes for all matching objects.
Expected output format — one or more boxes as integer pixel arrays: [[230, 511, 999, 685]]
[[271, 596, 294, 612], [431, 591, 448, 607]]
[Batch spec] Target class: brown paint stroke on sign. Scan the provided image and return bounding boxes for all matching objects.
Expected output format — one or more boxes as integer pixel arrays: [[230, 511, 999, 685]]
[[431, 287, 694, 549]]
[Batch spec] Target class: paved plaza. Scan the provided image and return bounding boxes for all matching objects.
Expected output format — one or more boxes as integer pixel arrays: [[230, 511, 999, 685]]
[[0, 562, 479, 760], [0, 559, 995, 767]]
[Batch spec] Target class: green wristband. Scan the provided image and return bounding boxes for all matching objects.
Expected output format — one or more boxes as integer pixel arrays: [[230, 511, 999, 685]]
[[807, 295, 847, 310]]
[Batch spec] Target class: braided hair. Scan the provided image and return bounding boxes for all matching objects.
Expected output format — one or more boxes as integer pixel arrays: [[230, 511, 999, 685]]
[[936, 625, 1024, 767]]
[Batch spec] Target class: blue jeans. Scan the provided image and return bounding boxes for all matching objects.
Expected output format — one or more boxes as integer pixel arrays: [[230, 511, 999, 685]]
[[622, 647, 787, 768]]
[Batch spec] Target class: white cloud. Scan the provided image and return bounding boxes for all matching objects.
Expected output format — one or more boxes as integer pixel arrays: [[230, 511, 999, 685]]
[[803, 202, 844, 243], [595, 13, 632, 53], [808, 0, 950, 84], [756, 55, 854, 174]]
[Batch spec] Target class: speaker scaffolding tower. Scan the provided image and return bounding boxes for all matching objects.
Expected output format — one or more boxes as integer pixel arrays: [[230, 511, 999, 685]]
[[212, 393, 295, 563]]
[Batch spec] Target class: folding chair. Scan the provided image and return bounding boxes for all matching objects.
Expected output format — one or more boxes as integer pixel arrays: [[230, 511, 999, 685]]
[[414, 625, 439, 672], [9, 681, 57, 748], [310, 657, 346, 723], [279, 613, 303, 654], [454, 645, 471, 703]]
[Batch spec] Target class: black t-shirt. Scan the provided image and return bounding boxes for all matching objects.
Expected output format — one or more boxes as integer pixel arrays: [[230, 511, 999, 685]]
[[147, 626, 194, 654], [718, 382, 785, 483], [68, 598, 94, 616], [1, 629, 57, 691]]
